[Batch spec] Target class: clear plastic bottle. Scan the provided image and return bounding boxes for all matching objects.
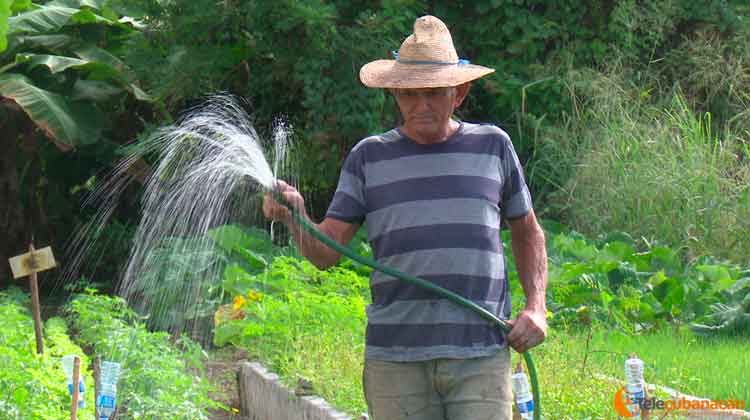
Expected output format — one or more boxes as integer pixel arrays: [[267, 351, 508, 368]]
[[624, 354, 645, 419], [97, 361, 121, 420], [61, 355, 85, 409], [512, 363, 534, 420]]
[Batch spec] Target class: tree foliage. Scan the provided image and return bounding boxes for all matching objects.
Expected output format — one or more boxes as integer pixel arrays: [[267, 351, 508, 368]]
[[109, 0, 743, 210], [0, 0, 152, 284], [0, 0, 747, 285], [0, 0, 152, 149]]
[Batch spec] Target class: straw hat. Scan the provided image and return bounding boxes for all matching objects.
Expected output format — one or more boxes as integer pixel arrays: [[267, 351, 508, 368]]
[[360, 15, 495, 89]]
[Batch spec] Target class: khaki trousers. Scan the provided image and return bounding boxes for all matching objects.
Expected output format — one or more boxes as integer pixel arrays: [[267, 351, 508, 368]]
[[363, 349, 513, 420]]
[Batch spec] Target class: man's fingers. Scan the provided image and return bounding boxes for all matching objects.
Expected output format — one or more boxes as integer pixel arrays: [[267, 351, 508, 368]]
[[262, 179, 306, 225], [275, 179, 289, 191], [507, 310, 548, 353], [262, 191, 292, 222], [506, 319, 526, 352]]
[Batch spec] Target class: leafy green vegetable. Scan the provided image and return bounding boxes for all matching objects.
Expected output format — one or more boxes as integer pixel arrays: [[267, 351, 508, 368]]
[[0, 288, 95, 419], [64, 291, 224, 419]]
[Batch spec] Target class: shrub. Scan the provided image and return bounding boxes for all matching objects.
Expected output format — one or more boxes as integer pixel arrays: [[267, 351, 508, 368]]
[[0, 288, 95, 420], [64, 291, 222, 419], [214, 256, 369, 414], [530, 68, 750, 262]]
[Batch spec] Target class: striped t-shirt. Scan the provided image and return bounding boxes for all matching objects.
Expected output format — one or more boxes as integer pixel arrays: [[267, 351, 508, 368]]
[[325, 122, 533, 362]]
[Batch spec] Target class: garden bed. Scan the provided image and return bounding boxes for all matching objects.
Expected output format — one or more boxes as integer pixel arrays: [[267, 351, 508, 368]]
[[211, 224, 750, 419], [0, 287, 230, 419]]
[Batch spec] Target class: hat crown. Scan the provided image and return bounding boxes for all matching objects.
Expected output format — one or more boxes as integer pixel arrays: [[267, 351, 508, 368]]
[[398, 15, 458, 63]]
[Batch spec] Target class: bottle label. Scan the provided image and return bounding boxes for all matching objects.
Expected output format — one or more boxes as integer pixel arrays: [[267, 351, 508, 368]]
[[97, 394, 116, 408], [627, 389, 645, 402], [67, 380, 85, 394], [66, 381, 85, 408]]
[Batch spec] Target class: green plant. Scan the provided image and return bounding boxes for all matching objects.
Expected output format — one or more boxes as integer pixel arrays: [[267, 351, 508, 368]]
[[0, 0, 10, 53], [531, 66, 750, 262], [64, 290, 223, 419], [214, 254, 369, 414], [0, 287, 95, 420], [577, 325, 750, 402], [0, 0, 152, 149], [501, 223, 750, 337], [0, 0, 159, 285], [661, 28, 750, 130], [691, 276, 750, 336], [126, 235, 226, 335]]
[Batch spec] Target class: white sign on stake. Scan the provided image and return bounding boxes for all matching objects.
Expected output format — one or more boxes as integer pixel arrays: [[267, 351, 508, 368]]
[[7, 244, 57, 355], [9, 246, 57, 279]]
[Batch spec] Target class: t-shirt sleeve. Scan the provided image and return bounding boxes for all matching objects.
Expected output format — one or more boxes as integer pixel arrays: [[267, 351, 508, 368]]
[[325, 146, 366, 224], [499, 131, 533, 220]]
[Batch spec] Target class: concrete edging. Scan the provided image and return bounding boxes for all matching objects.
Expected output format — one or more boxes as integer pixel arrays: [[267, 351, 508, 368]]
[[238, 361, 356, 420]]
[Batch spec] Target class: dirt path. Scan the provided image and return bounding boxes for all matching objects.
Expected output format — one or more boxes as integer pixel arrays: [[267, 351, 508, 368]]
[[205, 347, 249, 419]]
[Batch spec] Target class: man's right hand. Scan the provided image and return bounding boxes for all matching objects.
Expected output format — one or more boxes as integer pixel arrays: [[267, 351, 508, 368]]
[[262, 180, 307, 225]]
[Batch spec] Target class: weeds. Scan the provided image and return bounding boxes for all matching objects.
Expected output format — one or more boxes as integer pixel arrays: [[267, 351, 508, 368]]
[[530, 68, 750, 262]]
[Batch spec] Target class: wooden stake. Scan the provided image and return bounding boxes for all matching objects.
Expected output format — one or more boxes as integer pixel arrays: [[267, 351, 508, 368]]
[[28, 243, 44, 355], [8, 243, 57, 355], [94, 357, 100, 420], [71, 356, 80, 420]]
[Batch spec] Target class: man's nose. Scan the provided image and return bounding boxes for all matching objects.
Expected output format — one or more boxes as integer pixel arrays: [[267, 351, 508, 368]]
[[413, 95, 431, 112]]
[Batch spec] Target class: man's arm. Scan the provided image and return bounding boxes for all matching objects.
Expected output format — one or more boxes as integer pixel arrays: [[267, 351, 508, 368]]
[[505, 209, 548, 353], [263, 180, 359, 270], [289, 216, 360, 269]]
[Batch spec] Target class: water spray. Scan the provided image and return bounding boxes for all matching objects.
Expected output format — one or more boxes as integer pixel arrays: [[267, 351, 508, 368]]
[[267, 187, 542, 420]]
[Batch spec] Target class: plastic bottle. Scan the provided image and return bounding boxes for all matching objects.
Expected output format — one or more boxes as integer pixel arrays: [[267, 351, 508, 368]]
[[97, 361, 121, 420], [61, 355, 86, 409], [624, 353, 645, 418], [512, 363, 534, 420]]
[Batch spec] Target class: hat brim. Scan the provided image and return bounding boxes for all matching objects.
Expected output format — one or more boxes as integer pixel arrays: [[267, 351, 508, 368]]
[[360, 59, 495, 89]]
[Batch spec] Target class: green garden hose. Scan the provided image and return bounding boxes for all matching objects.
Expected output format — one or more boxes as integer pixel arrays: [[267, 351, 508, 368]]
[[272, 192, 542, 420]]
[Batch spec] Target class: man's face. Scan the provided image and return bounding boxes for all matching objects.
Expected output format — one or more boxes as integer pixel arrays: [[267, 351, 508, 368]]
[[391, 85, 469, 139]]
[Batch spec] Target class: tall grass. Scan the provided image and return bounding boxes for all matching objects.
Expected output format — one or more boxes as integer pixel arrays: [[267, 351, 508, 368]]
[[529, 67, 750, 262], [571, 326, 750, 403]]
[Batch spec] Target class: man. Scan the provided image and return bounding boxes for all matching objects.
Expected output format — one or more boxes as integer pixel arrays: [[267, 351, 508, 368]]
[[263, 15, 547, 420]]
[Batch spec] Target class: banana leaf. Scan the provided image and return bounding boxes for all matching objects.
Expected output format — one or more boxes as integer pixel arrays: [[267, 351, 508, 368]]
[[71, 78, 121, 100], [0, 73, 101, 149], [21, 52, 88, 72], [7, 5, 79, 34], [8, 3, 113, 35]]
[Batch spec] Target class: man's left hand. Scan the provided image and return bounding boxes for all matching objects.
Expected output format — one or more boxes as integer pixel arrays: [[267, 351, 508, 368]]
[[506, 307, 548, 353]]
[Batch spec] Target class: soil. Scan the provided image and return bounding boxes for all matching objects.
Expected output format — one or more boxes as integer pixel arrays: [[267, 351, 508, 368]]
[[205, 346, 250, 419]]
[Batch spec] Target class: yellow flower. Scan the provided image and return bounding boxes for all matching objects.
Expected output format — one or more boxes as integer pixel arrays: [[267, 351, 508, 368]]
[[214, 302, 246, 326], [232, 295, 246, 310]]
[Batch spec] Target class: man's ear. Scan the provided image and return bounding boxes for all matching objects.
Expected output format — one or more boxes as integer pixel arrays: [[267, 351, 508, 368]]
[[454, 82, 471, 107]]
